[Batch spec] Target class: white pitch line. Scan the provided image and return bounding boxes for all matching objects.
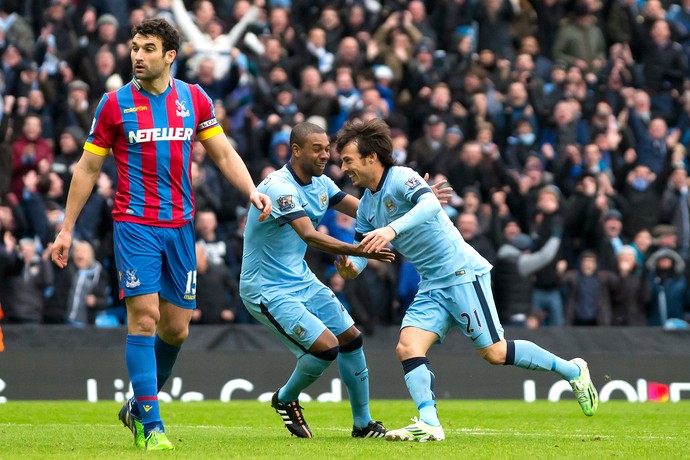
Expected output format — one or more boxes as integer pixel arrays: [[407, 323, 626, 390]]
[[0, 423, 681, 440]]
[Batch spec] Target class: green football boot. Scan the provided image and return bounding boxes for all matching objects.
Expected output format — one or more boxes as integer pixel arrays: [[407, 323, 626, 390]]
[[569, 358, 599, 417], [145, 430, 175, 451], [118, 399, 145, 449]]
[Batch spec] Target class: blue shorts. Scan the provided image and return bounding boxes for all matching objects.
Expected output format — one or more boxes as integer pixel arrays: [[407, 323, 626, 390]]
[[113, 221, 197, 308], [242, 281, 354, 357], [402, 272, 504, 349]]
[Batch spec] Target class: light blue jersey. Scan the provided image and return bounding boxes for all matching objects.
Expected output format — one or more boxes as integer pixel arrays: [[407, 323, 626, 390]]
[[355, 167, 492, 292], [240, 163, 346, 303]]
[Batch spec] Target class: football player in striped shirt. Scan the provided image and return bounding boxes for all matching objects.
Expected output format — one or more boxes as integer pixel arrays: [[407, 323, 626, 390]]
[[51, 18, 271, 451], [334, 119, 598, 442]]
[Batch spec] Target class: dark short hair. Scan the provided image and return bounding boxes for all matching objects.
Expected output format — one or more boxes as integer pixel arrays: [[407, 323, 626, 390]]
[[580, 250, 598, 260], [290, 122, 327, 149], [336, 119, 395, 167], [131, 18, 180, 54]]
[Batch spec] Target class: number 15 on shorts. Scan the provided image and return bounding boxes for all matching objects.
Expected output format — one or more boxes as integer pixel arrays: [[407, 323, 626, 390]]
[[184, 270, 197, 300]]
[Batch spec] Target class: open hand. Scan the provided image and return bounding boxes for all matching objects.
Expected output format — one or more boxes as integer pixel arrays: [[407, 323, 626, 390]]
[[424, 173, 452, 204], [335, 255, 360, 279]]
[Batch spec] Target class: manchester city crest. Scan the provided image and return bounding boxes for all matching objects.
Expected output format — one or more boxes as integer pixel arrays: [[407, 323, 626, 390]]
[[385, 197, 397, 213]]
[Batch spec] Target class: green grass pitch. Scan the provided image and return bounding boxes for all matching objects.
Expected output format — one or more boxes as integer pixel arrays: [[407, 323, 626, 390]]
[[0, 400, 685, 459]]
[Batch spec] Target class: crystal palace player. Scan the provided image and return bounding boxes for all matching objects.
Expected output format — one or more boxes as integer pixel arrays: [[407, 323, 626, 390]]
[[51, 18, 271, 451], [334, 119, 598, 442]]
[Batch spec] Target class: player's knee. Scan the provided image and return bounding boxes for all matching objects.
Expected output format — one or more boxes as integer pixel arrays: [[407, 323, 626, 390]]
[[479, 344, 506, 365], [169, 327, 189, 344], [339, 333, 363, 353], [395, 341, 416, 361], [311, 346, 339, 361], [130, 316, 158, 335], [158, 322, 189, 345]]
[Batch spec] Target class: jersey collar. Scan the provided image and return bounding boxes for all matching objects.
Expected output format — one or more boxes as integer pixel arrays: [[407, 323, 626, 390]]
[[374, 167, 391, 193], [131, 76, 174, 94], [286, 162, 311, 186]]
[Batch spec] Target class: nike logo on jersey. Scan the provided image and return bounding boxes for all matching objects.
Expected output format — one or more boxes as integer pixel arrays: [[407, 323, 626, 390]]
[[355, 368, 367, 376]]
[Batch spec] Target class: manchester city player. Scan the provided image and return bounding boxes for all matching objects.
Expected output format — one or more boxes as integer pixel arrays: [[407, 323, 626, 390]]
[[51, 19, 271, 450], [335, 119, 598, 442], [241, 121, 396, 439]]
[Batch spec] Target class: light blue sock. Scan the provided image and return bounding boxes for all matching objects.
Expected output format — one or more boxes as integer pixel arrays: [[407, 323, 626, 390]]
[[126, 335, 163, 434], [506, 339, 580, 381], [337, 344, 372, 428], [278, 352, 334, 403], [402, 357, 440, 426]]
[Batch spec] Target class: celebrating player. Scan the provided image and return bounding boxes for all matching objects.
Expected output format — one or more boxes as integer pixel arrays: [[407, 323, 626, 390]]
[[334, 119, 598, 442], [51, 18, 271, 451], [240, 121, 393, 439], [241, 121, 450, 439]]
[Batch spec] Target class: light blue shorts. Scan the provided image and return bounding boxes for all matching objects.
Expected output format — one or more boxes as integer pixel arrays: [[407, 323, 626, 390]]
[[402, 272, 504, 349], [242, 281, 354, 357]]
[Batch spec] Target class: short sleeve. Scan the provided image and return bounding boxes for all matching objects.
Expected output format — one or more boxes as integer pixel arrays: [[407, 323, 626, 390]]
[[84, 94, 118, 156], [192, 84, 223, 141], [397, 169, 432, 204], [265, 180, 307, 225]]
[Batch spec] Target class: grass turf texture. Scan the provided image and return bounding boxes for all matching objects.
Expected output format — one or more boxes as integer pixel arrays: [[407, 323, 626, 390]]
[[0, 400, 685, 459]]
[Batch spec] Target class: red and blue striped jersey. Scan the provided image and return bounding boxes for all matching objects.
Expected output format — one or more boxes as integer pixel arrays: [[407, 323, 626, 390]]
[[84, 77, 223, 227]]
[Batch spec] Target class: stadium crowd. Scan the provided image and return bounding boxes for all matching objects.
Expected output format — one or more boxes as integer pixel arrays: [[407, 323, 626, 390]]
[[0, 0, 690, 331]]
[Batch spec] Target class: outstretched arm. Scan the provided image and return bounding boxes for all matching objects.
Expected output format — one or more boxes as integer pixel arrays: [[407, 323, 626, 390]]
[[331, 173, 451, 220], [335, 255, 362, 280], [289, 216, 394, 263], [516, 235, 562, 277], [360, 192, 442, 253], [171, 0, 207, 45], [202, 133, 271, 221]]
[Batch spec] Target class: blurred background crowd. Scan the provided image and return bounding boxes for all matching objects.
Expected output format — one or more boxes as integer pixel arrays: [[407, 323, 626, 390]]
[[1, 0, 690, 332]]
